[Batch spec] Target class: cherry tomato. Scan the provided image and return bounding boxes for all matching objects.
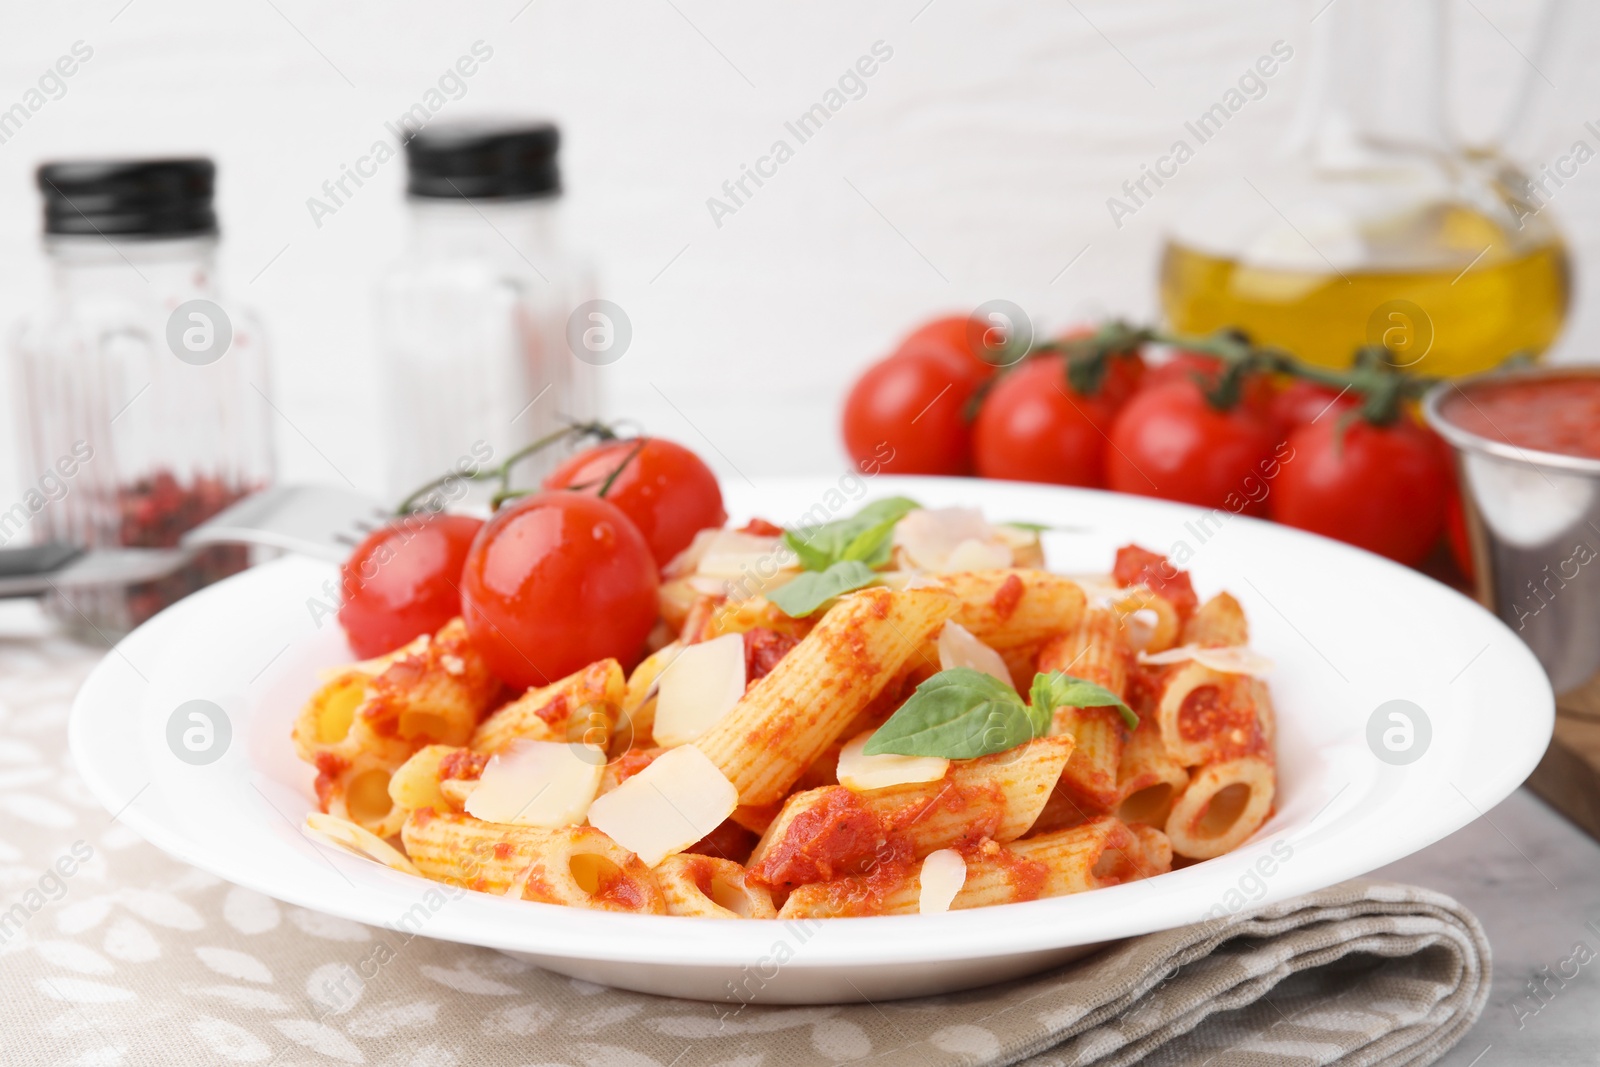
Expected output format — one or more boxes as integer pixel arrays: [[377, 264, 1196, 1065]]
[[842, 351, 983, 475], [1105, 381, 1279, 515], [543, 437, 726, 568], [1271, 416, 1451, 565], [338, 513, 483, 659], [972, 355, 1117, 486], [1266, 379, 1356, 437], [1143, 352, 1274, 413], [895, 314, 1000, 378], [1053, 326, 1146, 409], [461, 493, 659, 689]]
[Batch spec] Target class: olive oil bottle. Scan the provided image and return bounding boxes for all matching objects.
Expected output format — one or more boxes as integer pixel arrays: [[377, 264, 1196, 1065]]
[[1159, 0, 1572, 377]]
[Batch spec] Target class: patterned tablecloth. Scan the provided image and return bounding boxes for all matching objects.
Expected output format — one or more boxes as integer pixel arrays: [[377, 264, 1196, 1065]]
[[1, 629, 1489, 1067]]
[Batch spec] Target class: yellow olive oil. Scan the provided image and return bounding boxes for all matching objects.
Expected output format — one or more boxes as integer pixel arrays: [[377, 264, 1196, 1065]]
[[1159, 235, 1570, 377]]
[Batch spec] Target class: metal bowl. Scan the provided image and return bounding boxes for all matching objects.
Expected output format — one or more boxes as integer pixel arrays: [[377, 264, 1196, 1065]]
[[1422, 367, 1600, 694]]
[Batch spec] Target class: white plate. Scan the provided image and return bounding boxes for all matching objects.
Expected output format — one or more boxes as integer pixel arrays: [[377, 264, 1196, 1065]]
[[68, 476, 1553, 1003]]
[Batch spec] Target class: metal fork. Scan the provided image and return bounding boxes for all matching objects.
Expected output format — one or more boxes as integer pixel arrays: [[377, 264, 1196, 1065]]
[[0, 484, 389, 598]]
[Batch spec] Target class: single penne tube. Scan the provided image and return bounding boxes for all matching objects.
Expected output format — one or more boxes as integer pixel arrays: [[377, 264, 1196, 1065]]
[[746, 736, 1075, 890], [1113, 715, 1190, 828], [1154, 662, 1269, 766], [936, 569, 1087, 655], [315, 740, 417, 838], [1182, 592, 1249, 647], [695, 585, 959, 806], [655, 854, 776, 918], [1109, 586, 1182, 653], [471, 659, 624, 755], [388, 744, 465, 815], [776, 816, 1143, 918], [400, 810, 664, 913], [1127, 823, 1174, 879], [1038, 610, 1129, 813], [1047, 706, 1124, 813], [1164, 756, 1275, 860], [357, 618, 503, 747]]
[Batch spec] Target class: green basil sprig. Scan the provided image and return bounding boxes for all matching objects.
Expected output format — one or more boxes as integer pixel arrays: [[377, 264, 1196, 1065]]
[[864, 667, 1137, 759], [765, 560, 879, 618], [783, 496, 921, 572]]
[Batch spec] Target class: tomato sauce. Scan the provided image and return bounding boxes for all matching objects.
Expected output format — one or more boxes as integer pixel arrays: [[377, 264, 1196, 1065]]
[[747, 790, 887, 889], [1113, 545, 1198, 618], [1443, 374, 1600, 460]]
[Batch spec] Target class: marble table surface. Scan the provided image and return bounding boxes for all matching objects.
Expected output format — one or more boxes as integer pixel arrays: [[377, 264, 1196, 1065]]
[[1377, 788, 1600, 1066]]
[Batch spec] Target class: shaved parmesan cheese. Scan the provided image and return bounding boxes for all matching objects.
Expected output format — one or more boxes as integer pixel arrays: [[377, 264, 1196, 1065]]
[[896, 507, 1016, 572], [663, 527, 722, 578], [918, 849, 967, 914], [936, 621, 1014, 686], [837, 730, 949, 791], [586, 744, 737, 867], [1137, 644, 1274, 676], [653, 633, 746, 747], [944, 538, 1014, 571], [464, 740, 603, 828], [1066, 573, 1121, 608], [303, 813, 421, 875], [696, 530, 797, 580]]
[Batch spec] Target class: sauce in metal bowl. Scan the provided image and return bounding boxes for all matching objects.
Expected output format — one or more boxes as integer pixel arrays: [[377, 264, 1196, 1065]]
[[1439, 373, 1600, 461]]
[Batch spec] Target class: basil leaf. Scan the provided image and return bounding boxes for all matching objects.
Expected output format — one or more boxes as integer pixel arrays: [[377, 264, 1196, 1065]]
[[865, 667, 1036, 759], [1003, 520, 1051, 533], [1031, 671, 1138, 730], [767, 560, 878, 618], [783, 497, 921, 572]]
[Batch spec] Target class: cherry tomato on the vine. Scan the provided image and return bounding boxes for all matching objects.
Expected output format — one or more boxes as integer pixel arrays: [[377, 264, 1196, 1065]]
[[842, 351, 983, 475], [338, 513, 484, 659], [543, 437, 726, 568], [1265, 379, 1357, 438], [1106, 380, 1279, 515], [1143, 352, 1274, 414], [972, 355, 1117, 487], [461, 492, 659, 689], [1270, 416, 1451, 566]]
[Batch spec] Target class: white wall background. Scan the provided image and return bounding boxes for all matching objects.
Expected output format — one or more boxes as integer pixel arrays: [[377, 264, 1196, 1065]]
[[0, 0, 1594, 501]]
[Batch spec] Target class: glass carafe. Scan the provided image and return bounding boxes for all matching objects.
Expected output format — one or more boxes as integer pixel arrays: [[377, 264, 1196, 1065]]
[[1160, 0, 1572, 376]]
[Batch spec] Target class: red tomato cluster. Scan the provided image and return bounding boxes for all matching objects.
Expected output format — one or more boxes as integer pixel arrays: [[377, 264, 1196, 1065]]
[[338, 437, 726, 688], [842, 316, 1459, 569]]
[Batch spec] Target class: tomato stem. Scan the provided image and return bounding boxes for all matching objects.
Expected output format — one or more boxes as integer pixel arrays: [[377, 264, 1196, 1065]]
[[395, 419, 618, 516]]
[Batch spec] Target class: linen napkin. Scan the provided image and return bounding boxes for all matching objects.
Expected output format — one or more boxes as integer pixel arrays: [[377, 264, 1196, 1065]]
[[5, 634, 1488, 1067]]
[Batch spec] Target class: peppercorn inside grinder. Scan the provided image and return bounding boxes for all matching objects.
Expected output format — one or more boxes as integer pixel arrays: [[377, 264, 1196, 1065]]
[[10, 158, 274, 637]]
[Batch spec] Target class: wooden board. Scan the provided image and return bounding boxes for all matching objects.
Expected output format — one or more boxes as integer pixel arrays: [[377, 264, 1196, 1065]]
[[1526, 681, 1600, 842]]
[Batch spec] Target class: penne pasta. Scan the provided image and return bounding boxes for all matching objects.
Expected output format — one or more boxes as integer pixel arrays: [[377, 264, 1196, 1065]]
[[776, 816, 1144, 918], [1113, 714, 1190, 828], [695, 586, 959, 806], [291, 509, 1280, 923], [656, 854, 776, 918], [471, 659, 624, 755], [1183, 592, 1249, 647], [1038, 610, 1129, 813], [1153, 661, 1269, 767], [936, 569, 1087, 655], [401, 809, 664, 913], [1164, 756, 1275, 859], [746, 736, 1074, 891]]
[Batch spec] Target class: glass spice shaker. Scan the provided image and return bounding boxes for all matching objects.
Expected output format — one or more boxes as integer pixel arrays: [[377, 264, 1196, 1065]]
[[377, 121, 597, 507], [11, 158, 274, 638]]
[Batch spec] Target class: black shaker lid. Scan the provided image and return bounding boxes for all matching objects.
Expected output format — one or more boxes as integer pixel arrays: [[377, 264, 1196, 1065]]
[[37, 158, 217, 236], [405, 121, 560, 200]]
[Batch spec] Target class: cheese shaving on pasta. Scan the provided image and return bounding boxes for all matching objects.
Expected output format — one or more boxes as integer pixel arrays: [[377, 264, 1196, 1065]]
[[303, 813, 422, 876], [1137, 643, 1274, 676]]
